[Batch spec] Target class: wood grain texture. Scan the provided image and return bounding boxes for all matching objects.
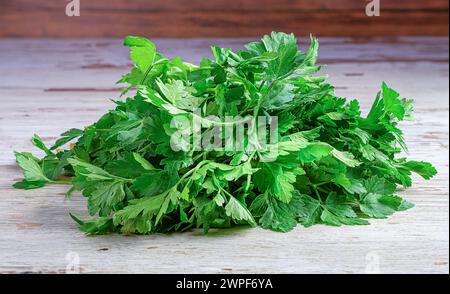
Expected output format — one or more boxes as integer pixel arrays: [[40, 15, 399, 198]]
[[0, 0, 448, 38], [0, 37, 448, 274]]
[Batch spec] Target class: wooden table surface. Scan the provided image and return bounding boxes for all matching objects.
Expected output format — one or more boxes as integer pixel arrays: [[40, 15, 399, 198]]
[[2, 0, 449, 38], [0, 37, 448, 274]]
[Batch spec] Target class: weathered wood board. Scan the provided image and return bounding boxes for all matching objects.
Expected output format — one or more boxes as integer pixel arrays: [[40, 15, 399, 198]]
[[1, 0, 448, 37], [0, 37, 448, 274]]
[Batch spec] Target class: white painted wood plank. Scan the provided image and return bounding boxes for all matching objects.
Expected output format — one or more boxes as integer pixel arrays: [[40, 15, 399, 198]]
[[0, 38, 448, 274]]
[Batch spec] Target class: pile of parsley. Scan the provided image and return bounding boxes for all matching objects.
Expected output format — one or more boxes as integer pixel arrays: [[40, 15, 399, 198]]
[[14, 32, 437, 235]]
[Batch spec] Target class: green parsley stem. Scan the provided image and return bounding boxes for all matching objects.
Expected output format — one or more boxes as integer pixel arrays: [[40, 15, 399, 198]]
[[312, 185, 324, 203], [50, 180, 72, 185]]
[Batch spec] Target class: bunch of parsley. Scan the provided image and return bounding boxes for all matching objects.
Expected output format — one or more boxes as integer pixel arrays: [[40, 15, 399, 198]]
[[13, 32, 437, 234]]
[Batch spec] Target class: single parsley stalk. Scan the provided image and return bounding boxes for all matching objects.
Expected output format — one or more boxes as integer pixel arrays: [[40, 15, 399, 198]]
[[311, 185, 324, 204]]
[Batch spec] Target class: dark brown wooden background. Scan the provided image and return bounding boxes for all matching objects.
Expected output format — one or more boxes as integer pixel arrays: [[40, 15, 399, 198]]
[[0, 0, 448, 38]]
